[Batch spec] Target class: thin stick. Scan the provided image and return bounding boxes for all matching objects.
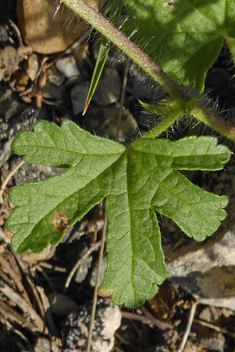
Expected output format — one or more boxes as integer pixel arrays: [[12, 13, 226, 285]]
[[194, 318, 235, 338], [64, 240, 101, 293], [121, 311, 173, 330], [0, 160, 25, 192], [177, 301, 198, 352], [9, 20, 23, 46], [86, 214, 107, 352], [140, 306, 173, 330], [36, 264, 56, 293], [36, 286, 57, 336]]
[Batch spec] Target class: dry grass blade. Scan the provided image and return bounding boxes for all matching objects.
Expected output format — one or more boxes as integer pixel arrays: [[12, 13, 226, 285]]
[[36, 286, 57, 336], [0, 281, 44, 332], [0, 160, 25, 204], [0, 254, 31, 306], [0, 300, 35, 331]]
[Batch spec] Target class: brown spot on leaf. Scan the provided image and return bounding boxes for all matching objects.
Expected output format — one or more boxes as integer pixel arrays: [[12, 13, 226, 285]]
[[53, 211, 69, 232]]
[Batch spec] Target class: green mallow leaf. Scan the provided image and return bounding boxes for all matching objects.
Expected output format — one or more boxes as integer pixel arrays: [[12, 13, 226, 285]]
[[6, 120, 231, 308], [123, 0, 235, 92]]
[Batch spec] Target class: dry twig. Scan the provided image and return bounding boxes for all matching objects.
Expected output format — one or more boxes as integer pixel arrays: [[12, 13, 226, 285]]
[[194, 318, 235, 338], [177, 301, 198, 352], [140, 306, 173, 330], [121, 310, 173, 330], [87, 215, 107, 352], [0, 160, 25, 204]]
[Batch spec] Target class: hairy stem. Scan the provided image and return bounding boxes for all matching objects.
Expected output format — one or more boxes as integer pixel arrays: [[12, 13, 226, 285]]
[[192, 103, 235, 141], [61, 0, 235, 142], [144, 110, 183, 139]]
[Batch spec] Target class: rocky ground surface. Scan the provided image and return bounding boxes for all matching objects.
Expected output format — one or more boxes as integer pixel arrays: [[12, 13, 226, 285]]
[[1, 1, 235, 352]]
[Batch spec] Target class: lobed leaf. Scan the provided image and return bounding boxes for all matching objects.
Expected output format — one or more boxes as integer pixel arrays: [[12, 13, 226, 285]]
[[6, 120, 231, 307]]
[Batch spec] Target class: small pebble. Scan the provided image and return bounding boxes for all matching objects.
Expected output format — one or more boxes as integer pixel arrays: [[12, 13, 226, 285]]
[[47, 65, 65, 86], [62, 299, 121, 352], [24, 53, 39, 81], [43, 81, 65, 100], [56, 55, 80, 78], [92, 67, 121, 105], [71, 81, 90, 115], [49, 293, 77, 316], [34, 337, 60, 352]]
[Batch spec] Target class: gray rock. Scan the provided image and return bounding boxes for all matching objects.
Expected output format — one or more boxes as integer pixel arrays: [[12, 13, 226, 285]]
[[92, 67, 121, 106], [56, 55, 80, 78], [62, 298, 121, 352], [0, 106, 38, 167], [198, 307, 214, 323], [167, 226, 235, 310], [47, 65, 65, 86], [0, 88, 24, 119], [43, 81, 65, 100], [71, 81, 90, 115], [10, 157, 63, 184], [194, 326, 225, 351]]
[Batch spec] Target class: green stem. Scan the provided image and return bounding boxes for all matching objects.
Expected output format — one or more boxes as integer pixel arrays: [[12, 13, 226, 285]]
[[61, 0, 235, 143], [192, 103, 235, 141], [144, 110, 183, 139]]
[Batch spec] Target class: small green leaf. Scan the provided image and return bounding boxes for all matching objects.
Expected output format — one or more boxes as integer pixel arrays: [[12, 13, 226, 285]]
[[6, 120, 231, 307], [123, 0, 235, 92], [139, 100, 169, 115]]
